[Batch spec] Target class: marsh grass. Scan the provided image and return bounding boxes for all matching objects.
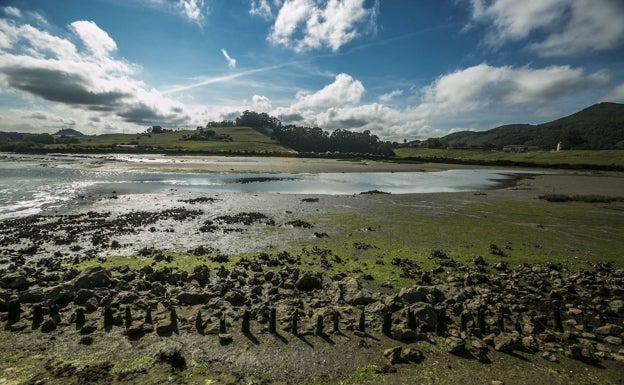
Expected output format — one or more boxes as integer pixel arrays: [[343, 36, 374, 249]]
[[395, 148, 624, 167], [539, 194, 624, 203]]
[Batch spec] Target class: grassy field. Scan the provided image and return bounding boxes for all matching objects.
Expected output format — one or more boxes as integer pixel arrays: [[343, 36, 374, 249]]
[[47, 127, 294, 154], [394, 147, 624, 167]]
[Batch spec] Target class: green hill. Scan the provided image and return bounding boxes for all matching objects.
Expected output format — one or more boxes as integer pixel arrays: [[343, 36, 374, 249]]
[[436, 102, 624, 150]]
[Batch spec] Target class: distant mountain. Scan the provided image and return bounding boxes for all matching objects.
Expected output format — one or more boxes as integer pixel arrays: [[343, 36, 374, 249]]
[[53, 128, 84, 136], [435, 102, 624, 150]]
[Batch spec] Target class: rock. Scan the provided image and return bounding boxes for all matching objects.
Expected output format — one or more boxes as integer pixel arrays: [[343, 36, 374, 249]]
[[446, 336, 466, 355], [80, 321, 98, 334], [219, 333, 233, 345], [522, 336, 539, 352], [156, 320, 175, 336], [384, 346, 403, 364], [1, 272, 31, 290], [594, 324, 623, 336], [74, 289, 97, 305], [224, 290, 247, 306], [18, 288, 43, 303], [604, 336, 622, 346], [402, 347, 423, 363], [295, 273, 322, 291], [156, 345, 186, 370], [541, 351, 558, 362], [147, 281, 165, 296], [40, 318, 57, 333], [410, 302, 437, 331], [177, 290, 211, 305], [566, 344, 598, 364], [333, 277, 376, 306], [79, 336, 94, 345], [84, 297, 99, 313], [5, 321, 28, 332], [124, 321, 145, 339], [391, 328, 425, 341], [42, 284, 73, 305], [398, 285, 443, 304], [608, 299, 624, 313], [494, 333, 522, 352], [74, 266, 111, 290]]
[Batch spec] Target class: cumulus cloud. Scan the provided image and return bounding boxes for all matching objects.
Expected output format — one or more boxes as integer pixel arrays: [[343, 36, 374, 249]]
[[272, 63, 610, 140], [221, 48, 236, 68], [292, 73, 364, 109], [378, 89, 403, 103], [267, 0, 378, 52], [69, 21, 117, 58], [252, 94, 272, 111], [0, 16, 189, 130], [415, 63, 608, 117], [467, 0, 624, 56]]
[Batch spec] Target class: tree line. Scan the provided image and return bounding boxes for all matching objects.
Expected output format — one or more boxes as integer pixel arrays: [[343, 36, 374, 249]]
[[234, 110, 394, 156]]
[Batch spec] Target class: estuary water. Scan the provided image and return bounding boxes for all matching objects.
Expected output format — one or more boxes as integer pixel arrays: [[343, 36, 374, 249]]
[[0, 153, 525, 219]]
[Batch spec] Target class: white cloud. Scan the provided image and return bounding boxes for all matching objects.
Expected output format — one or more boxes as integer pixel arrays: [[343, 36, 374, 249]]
[[467, 0, 624, 56], [69, 21, 117, 58], [220, 48, 237, 68], [415, 63, 608, 117], [378, 89, 403, 103], [3, 6, 22, 18], [271, 63, 610, 140], [0, 18, 189, 131], [268, 0, 378, 52], [178, 0, 206, 25], [143, 0, 208, 26], [252, 94, 272, 111], [292, 73, 364, 109], [250, 0, 274, 20], [604, 83, 624, 103]]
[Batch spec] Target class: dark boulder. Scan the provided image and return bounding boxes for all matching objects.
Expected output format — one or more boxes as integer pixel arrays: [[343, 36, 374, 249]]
[[74, 266, 111, 290], [296, 273, 322, 291]]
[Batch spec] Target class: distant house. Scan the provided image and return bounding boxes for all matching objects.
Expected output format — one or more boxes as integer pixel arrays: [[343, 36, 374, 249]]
[[502, 145, 524, 152], [502, 145, 538, 152]]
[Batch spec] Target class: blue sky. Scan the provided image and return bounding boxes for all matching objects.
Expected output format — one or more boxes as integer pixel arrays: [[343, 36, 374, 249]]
[[1, 0, 623, 140]]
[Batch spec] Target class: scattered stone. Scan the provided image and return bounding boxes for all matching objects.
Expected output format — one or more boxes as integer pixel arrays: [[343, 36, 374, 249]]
[[494, 333, 522, 352], [403, 347, 424, 363], [296, 273, 322, 291], [156, 345, 186, 370], [384, 346, 403, 364], [74, 266, 111, 290], [541, 351, 558, 362], [446, 336, 466, 355], [124, 321, 145, 340], [40, 318, 57, 333], [219, 333, 233, 345]]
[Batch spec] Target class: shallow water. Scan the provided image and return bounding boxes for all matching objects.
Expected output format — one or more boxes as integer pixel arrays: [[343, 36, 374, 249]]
[[0, 153, 524, 219]]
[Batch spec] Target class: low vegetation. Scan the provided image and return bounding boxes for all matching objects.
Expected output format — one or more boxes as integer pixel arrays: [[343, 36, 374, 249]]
[[394, 147, 624, 169], [539, 194, 624, 203]]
